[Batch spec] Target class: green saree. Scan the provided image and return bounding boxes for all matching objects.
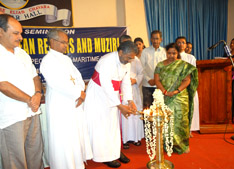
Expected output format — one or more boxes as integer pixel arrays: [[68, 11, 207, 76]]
[[154, 59, 198, 154]]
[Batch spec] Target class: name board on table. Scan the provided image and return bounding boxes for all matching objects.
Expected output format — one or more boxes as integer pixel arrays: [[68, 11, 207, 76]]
[[0, 0, 73, 27], [20, 27, 127, 83]]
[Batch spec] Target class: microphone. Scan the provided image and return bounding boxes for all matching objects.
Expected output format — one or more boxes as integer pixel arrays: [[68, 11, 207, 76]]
[[207, 40, 225, 50], [221, 40, 234, 67], [208, 40, 233, 59], [223, 43, 232, 57]]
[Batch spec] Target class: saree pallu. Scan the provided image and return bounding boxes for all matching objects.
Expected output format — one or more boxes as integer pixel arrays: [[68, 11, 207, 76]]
[[155, 60, 198, 154]]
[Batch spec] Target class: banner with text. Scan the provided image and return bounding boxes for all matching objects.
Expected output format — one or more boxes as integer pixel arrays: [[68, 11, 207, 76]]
[[0, 0, 73, 27], [20, 27, 127, 83]]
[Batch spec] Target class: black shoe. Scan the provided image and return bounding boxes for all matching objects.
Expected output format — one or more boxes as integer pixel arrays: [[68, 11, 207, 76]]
[[103, 160, 121, 168], [133, 141, 141, 146], [123, 143, 130, 149], [231, 135, 234, 140], [118, 152, 130, 163]]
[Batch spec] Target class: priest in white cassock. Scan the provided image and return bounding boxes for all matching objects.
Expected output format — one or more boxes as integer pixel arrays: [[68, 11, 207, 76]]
[[84, 41, 137, 168], [40, 28, 92, 169], [175, 36, 200, 135], [118, 35, 144, 149], [122, 56, 144, 147]]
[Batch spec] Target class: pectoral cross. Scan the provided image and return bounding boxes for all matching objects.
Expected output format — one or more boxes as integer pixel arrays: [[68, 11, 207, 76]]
[[70, 75, 75, 85]]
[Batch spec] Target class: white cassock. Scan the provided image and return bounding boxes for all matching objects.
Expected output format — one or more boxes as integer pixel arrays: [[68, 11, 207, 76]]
[[181, 52, 200, 131], [40, 49, 92, 169], [121, 57, 144, 143], [84, 51, 133, 162]]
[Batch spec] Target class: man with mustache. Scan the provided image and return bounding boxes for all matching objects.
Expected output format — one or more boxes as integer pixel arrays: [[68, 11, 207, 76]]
[[140, 30, 166, 109], [84, 41, 137, 168], [0, 14, 43, 169]]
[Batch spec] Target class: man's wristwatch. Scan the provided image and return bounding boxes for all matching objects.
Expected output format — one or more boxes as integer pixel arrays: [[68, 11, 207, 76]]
[[35, 91, 42, 96]]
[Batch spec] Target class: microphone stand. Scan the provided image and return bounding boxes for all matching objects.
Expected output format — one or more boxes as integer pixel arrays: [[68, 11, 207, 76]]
[[223, 42, 234, 67], [208, 41, 234, 139], [223, 42, 234, 140]]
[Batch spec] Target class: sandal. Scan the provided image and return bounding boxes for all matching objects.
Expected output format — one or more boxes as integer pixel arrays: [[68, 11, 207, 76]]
[[133, 141, 141, 146], [123, 143, 130, 149]]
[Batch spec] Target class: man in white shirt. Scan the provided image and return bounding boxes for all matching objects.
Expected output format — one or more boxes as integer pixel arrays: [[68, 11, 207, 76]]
[[40, 29, 92, 169], [0, 14, 43, 169], [176, 37, 196, 66], [175, 36, 199, 134], [140, 30, 166, 109]]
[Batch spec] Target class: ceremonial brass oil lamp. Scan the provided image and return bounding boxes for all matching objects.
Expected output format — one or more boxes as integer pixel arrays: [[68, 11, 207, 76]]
[[138, 107, 174, 169]]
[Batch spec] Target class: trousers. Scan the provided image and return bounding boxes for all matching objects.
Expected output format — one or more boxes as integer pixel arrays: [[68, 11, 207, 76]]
[[0, 115, 43, 169]]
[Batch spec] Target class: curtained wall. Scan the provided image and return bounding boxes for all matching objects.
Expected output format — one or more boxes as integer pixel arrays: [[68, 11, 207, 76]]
[[144, 0, 228, 60]]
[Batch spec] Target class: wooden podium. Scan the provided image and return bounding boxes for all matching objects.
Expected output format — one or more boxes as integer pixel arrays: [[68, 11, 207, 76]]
[[197, 58, 234, 133]]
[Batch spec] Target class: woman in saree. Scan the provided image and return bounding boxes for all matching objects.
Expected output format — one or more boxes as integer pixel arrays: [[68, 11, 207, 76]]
[[154, 43, 198, 154]]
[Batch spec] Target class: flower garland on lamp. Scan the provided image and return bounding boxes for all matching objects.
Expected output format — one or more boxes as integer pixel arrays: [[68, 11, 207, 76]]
[[143, 89, 174, 169], [144, 109, 157, 161]]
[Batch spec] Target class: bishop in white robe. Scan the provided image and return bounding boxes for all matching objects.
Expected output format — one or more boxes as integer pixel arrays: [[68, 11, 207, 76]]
[[84, 41, 137, 165]]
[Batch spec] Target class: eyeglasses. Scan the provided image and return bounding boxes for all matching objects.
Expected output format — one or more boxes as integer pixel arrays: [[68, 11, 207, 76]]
[[52, 38, 69, 45]]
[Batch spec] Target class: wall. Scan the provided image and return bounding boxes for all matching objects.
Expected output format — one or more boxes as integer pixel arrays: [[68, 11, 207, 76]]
[[72, 0, 233, 48], [124, 0, 149, 46], [72, 0, 149, 46], [73, 0, 118, 27], [227, 0, 234, 44]]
